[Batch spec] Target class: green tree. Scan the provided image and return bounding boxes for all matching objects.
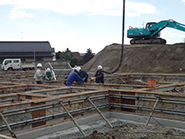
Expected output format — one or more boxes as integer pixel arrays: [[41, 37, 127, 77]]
[[71, 57, 77, 66], [83, 48, 94, 63], [60, 48, 72, 60], [55, 48, 77, 67]]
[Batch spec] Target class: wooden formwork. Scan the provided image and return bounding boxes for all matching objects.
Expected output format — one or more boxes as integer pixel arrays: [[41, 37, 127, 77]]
[[0, 72, 185, 138]]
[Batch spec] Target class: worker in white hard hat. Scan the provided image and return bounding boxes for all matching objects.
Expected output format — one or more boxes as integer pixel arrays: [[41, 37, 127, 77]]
[[44, 68, 53, 81], [91, 65, 104, 83], [78, 66, 88, 82], [65, 66, 83, 86], [34, 63, 45, 84]]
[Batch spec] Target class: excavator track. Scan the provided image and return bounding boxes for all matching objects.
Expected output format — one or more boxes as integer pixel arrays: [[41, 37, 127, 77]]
[[130, 38, 166, 45]]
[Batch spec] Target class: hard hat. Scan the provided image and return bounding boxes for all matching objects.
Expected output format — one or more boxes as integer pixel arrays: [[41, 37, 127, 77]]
[[75, 66, 81, 73], [37, 63, 42, 68], [46, 68, 50, 71], [97, 65, 103, 70]]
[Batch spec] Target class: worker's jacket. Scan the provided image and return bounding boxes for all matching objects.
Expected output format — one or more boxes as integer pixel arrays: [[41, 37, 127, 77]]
[[95, 70, 104, 83], [45, 70, 53, 80], [66, 71, 83, 86], [34, 69, 43, 82], [78, 70, 88, 82]]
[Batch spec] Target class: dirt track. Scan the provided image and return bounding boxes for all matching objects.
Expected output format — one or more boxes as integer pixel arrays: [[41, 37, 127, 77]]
[[83, 43, 185, 74]]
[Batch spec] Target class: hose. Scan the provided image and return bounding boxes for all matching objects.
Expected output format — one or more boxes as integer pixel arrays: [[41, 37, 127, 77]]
[[103, 0, 125, 74]]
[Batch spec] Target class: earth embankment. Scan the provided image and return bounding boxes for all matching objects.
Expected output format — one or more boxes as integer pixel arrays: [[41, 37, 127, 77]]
[[83, 43, 185, 73]]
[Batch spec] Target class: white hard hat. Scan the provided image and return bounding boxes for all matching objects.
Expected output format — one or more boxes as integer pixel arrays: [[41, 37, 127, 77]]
[[37, 63, 42, 68], [75, 66, 81, 72], [97, 65, 103, 70], [46, 68, 50, 71]]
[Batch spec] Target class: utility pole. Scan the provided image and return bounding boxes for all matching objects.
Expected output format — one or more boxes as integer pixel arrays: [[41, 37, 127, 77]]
[[21, 31, 23, 40], [122, 0, 125, 46]]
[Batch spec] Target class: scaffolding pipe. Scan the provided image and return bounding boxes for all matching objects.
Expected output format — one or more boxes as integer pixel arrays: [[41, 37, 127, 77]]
[[48, 62, 56, 80], [0, 104, 108, 131], [2, 94, 185, 117], [146, 97, 159, 126], [59, 101, 86, 137], [87, 97, 113, 128], [3, 94, 108, 116], [1, 101, 185, 131], [0, 113, 17, 138]]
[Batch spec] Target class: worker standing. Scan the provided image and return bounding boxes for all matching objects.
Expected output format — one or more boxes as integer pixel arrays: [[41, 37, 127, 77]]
[[65, 66, 83, 86], [34, 63, 44, 84], [78, 66, 88, 82], [91, 65, 104, 83]]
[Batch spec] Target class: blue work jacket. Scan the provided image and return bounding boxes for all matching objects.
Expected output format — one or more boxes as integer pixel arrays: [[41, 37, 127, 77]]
[[66, 71, 83, 86], [95, 70, 104, 83], [78, 70, 88, 82]]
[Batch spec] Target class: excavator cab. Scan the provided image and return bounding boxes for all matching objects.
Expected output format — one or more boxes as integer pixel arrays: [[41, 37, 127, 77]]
[[145, 22, 156, 30], [145, 22, 160, 37]]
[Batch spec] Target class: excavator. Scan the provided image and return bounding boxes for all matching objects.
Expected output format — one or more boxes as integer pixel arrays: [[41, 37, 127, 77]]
[[127, 19, 185, 44]]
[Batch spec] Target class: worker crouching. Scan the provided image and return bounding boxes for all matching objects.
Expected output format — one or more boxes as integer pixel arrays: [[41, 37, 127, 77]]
[[65, 66, 83, 86], [44, 68, 53, 81]]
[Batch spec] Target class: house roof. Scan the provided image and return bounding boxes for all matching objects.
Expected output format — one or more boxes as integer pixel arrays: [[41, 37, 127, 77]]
[[71, 52, 81, 57], [0, 41, 54, 52]]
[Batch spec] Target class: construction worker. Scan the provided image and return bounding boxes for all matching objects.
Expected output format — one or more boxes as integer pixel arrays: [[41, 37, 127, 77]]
[[91, 65, 104, 83], [44, 68, 53, 81], [65, 66, 83, 86], [78, 66, 88, 82], [34, 63, 44, 84]]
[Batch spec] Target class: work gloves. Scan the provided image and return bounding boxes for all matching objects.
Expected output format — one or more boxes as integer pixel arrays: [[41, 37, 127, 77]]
[[83, 78, 85, 81], [91, 77, 96, 80]]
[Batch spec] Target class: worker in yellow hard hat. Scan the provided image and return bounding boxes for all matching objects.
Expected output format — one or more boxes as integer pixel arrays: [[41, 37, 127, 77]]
[[91, 65, 104, 83]]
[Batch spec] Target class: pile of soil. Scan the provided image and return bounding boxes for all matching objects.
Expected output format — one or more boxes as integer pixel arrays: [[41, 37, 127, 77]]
[[83, 43, 185, 74], [79, 124, 185, 139]]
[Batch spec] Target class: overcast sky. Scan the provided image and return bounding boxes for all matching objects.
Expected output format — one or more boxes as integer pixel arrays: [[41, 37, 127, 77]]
[[1, 0, 185, 53]]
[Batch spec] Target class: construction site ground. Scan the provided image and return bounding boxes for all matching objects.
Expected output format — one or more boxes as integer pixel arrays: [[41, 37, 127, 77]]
[[36, 117, 185, 139], [1, 44, 185, 139], [80, 124, 185, 139]]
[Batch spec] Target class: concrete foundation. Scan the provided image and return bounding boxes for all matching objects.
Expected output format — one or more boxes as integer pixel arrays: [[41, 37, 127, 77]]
[[17, 112, 185, 139], [0, 72, 185, 138]]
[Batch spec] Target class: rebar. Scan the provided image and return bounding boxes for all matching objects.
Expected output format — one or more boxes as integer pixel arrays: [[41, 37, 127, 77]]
[[87, 97, 113, 128], [60, 101, 86, 137]]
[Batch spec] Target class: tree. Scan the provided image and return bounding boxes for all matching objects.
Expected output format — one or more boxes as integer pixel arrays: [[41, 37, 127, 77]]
[[55, 48, 72, 60], [55, 48, 77, 67], [55, 51, 62, 60], [83, 48, 94, 63]]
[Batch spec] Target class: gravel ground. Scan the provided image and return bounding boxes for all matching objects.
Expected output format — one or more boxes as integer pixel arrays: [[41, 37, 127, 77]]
[[36, 118, 185, 139]]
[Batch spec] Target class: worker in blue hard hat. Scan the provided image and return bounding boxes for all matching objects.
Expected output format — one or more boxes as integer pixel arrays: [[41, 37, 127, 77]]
[[65, 66, 83, 86], [34, 63, 45, 84], [91, 65, 104, 83]]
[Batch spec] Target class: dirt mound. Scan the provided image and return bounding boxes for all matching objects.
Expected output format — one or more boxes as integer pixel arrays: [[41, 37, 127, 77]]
[[83, 43, 185, 73]]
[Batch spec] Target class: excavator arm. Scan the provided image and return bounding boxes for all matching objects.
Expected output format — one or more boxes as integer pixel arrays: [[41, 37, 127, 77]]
[[149, 19, 185, 37]]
